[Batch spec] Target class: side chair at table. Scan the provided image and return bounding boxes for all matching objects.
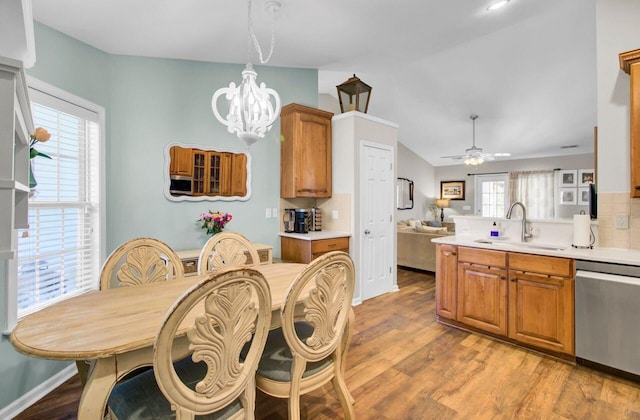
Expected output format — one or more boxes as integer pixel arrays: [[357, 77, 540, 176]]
[[107, 267, 273, 419], [99, 237, 185, 290], [78, 237, 185, 386], [255, 251, 356, 420], [198, 232, 261, 274]]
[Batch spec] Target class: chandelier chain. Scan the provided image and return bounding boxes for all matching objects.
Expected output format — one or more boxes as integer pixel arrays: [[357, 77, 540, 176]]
[[247, 0, 277, 65]]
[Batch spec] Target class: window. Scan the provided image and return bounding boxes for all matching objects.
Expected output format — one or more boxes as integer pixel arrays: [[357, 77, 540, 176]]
[[13, 79, 103, 319], [475, 174, 508, 217], [509, 170, 555, 219]]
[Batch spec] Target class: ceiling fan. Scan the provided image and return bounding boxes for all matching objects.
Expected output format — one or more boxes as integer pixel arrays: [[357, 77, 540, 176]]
[[441, 114, 511, 165]]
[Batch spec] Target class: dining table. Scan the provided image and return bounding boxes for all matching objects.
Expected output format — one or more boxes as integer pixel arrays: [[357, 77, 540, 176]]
[[10, 262, 308, 420]]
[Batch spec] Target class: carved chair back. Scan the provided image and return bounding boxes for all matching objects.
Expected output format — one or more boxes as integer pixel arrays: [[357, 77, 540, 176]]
[[198, 231, 260, 274], [99, 237, 184, 290], [154, 267, 272, 417]]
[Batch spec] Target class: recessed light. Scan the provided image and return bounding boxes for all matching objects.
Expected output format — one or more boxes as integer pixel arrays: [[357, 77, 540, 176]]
[[487, 0, 510, 11]]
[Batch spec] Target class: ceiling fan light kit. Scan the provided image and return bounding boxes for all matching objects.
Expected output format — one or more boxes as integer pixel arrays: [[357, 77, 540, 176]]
[[441, 114, 510, 166], [211, 0, 282, 147]]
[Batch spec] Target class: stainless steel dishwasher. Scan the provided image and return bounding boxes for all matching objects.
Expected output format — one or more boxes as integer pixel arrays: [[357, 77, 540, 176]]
[[575, 260, 640, 376]]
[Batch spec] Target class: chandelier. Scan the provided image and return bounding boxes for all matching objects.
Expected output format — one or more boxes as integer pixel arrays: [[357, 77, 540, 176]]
[[211, 0, 282, 147]]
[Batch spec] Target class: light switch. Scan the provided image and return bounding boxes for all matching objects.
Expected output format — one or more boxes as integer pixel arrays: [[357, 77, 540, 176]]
[[272, 208, 278, 218], [265, 208, 272, 218]]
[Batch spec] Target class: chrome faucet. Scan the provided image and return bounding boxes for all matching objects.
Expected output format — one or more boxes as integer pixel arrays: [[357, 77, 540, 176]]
[[506, 201, 533, 242]]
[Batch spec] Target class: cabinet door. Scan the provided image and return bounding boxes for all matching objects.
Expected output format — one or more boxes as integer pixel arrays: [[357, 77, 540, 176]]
[[435, 244, 458, 319], [295, 112, 332, 197], [508, 270, 574, 355], [229, 153, 247, 197], [457, 262, 508, 335], [169, 146, 193, 177], [192, 151, 206, 195]]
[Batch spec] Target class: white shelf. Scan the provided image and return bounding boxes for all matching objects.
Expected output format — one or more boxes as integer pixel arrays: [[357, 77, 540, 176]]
[[0, 60, 33, 259]]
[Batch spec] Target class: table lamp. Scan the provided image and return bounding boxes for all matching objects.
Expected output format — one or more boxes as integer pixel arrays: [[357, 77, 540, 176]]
[[436, 199, 450, 222]]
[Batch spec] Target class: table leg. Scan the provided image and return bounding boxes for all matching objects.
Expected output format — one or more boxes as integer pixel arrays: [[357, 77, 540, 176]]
[[77, 356, 116, 420]]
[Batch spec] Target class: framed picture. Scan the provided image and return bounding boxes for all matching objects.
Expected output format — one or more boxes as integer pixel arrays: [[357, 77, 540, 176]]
[[578, 187, 590, 205], [441, 180, 465, 200], [560, 188, 577, 205], [579, 169, 595, 187], [559, 170, 577, 187]]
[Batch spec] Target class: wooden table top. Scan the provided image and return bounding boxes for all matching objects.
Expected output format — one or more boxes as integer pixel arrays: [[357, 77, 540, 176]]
[[10, 263, 306, 362]]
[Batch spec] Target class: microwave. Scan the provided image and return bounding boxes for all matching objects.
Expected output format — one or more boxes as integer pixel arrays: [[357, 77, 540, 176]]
[[169, 175, 193, 195]]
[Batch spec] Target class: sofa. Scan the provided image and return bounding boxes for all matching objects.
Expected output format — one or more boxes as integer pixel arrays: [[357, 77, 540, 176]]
[[397, 220, 454, 272]]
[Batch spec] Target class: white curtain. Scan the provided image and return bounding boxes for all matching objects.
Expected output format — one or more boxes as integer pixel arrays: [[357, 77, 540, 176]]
[[509, 170, 555, 219]]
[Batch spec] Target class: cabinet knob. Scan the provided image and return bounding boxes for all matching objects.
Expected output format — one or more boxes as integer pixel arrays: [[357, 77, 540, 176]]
[[364, 229, 371, 235], [636, 185, 640, 190], [500, 275, 506, 280]]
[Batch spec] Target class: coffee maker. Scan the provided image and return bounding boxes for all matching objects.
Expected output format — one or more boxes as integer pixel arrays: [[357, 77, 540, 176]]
[[294, 209, 310, 233]]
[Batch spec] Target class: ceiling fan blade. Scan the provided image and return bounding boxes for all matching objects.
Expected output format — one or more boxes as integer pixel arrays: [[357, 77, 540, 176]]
[[440, 154, 465, 159]]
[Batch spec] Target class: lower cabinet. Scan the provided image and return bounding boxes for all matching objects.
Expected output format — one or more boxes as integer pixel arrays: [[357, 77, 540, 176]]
[[435, 245, 575, 357], [281, 236, 349, 263], [435, 244, 458, 319], [508, 253, 575, 355]]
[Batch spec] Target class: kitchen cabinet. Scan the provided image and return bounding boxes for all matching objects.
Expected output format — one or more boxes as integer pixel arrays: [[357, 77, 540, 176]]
[[0, 58, 33, 259], [280, 103, 333, 198], [169, 146, 193, 177], [435, 244, 457, 320], [619, 49, 640, 198], [280, 236, 349, 263], [434, 245, 575, 357], [192, 150, 247, 197], [508, 253, 575, 355], [456, 247, 508, 336]]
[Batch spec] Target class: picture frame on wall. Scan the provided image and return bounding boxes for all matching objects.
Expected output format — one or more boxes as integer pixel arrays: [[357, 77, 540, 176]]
[[578, 169, 595, 187], [440, 180, 465, 200], [560, 188, 577, 205], [578, 187, 590, 205], [559, 170, 577, 187]]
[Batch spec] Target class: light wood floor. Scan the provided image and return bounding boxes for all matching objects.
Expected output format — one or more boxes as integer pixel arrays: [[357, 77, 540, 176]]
[[15, 268, 640, 419]]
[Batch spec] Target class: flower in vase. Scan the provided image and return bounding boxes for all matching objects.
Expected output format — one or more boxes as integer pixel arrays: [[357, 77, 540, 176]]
[[198, 211, 233, 236], [29, 127, 52, 188]]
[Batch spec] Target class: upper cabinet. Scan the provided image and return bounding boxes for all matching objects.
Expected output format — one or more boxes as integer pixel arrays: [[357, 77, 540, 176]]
[[619, 49, 640, 198], [164, 143, 251, 202], [280, 103, 333, 198]]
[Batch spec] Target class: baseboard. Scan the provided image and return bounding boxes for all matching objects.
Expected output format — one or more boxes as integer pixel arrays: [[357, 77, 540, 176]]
[[0, 364, 77, 419]]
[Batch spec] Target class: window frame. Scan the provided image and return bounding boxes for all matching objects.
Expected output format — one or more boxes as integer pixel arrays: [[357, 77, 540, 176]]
[[4, 77, 106, 332], [474, 173, 509, 218]]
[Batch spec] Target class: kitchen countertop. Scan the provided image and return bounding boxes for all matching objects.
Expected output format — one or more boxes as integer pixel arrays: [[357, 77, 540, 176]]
[[432, 236, 640, 266], [278, 230, 351, 241]]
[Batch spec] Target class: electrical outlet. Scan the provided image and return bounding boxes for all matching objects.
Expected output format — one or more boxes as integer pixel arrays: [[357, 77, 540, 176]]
[[265, 208, 271, 218], [615, 214, 629, 230], [332, 210, 339, 219], [272, 208, 278, 218]]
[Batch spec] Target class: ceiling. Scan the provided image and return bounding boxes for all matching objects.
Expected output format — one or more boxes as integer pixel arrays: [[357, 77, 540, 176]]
[[31, 0, 597, 167]]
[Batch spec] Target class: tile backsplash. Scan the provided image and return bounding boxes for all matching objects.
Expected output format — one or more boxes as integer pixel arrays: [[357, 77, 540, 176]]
[[278, 193, 352, 233], [598, 192, 640, 249]]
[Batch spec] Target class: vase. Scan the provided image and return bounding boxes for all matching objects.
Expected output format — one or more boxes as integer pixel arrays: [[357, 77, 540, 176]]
[[29, 161, 37, 188]]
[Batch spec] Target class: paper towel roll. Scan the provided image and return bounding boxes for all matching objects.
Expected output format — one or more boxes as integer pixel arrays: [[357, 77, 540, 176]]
[[572, 214, 591, 248]]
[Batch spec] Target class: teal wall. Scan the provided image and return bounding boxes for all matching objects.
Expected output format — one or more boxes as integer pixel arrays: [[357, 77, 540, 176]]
[[1, 22, 317, 411]]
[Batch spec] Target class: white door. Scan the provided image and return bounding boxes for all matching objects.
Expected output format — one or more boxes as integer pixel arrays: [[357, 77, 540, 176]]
[[360, 142, 394, 300], [474, 173, 509, 217]]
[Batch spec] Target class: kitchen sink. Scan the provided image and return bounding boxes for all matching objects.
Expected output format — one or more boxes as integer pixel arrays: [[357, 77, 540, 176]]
[[473, 239, 566, 251]]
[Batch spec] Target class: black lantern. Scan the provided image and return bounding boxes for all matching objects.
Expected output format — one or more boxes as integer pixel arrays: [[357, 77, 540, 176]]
[[336, 74, 372, 113]]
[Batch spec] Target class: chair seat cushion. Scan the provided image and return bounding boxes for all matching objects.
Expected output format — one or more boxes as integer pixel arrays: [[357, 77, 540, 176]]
[[108, 356, 241, 419], [257, 322, 333, 382]]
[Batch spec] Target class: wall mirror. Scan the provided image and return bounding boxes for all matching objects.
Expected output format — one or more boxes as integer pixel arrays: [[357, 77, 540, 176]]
[[396, 177, 414, 210], [163, 142, 252, 202]]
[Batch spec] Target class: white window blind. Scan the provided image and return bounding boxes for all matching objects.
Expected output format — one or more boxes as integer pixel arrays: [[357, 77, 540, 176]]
[[16, 86, 101, 317]]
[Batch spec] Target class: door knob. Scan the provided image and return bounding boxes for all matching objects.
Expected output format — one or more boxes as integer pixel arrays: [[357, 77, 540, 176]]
[[364, 229, 371, 234]]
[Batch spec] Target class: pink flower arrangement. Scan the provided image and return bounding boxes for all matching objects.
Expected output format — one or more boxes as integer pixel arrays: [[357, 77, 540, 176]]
[[198, 211, 233, 236]]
